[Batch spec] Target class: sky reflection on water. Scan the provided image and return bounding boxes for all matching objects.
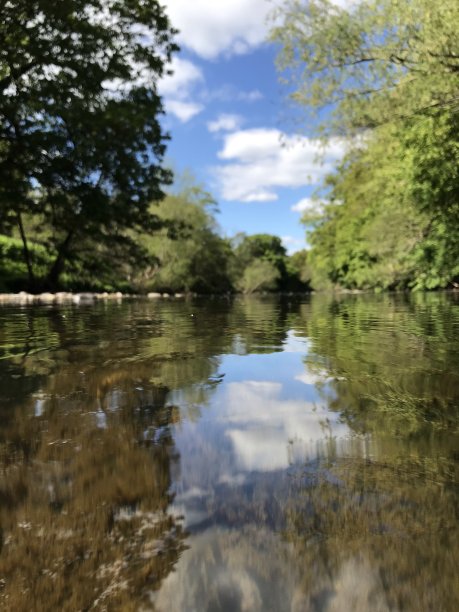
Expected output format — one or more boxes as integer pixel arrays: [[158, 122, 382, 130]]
[[0, 294, 457, 611]]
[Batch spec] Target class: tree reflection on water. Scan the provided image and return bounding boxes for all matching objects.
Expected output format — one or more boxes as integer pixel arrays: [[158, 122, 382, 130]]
[[0, 295, 457, 610]]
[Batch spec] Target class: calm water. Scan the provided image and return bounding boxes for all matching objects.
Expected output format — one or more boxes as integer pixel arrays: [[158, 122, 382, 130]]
[[0, 294, 458, 611]]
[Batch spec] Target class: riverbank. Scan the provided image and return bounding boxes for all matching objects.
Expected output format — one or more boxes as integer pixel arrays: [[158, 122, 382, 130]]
[[2, 288, 457, 306], [0, 291, 188, 305]]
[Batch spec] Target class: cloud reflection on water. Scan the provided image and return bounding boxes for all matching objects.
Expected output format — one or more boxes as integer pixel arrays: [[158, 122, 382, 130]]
[[223, 380, 350, 472], [170, 349, 370, 533], [154, 526, 391, 612]]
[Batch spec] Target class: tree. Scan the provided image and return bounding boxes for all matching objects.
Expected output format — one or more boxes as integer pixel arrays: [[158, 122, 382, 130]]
[[271, 0, 459, 135], [272, 0, 459, 290], [238, 259, 280, 294], [230, 233, 311, 293], [402, 111, 459, 288], [136, 182, 233, 294], [286, 249, 312, 289], [232, 233, 287, 265], [231, 233, 288, 290], [304, 112, 459, 290], [0, 0, 178, 289]]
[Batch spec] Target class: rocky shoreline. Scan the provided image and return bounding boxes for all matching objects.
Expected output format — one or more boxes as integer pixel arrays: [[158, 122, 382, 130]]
[[0, 291, 186, 305]]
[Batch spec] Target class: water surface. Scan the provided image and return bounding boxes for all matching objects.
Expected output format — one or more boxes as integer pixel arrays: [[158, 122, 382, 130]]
[[0, 294, 458, 611]]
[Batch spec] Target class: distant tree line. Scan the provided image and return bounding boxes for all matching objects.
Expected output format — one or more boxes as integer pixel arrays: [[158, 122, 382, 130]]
[[135, 180, 311, 294], [0, 174, 311, 293]]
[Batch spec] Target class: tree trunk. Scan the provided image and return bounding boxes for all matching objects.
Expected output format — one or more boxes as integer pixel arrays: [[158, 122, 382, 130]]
[[46, 230, 74, 290], [16, 211, 35, 289]]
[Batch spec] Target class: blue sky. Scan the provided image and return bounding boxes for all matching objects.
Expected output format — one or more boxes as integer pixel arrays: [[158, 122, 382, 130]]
[[158, 0, 344, 253]]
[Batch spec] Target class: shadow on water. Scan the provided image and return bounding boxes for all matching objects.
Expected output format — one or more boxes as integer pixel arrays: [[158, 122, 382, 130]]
[[0, 293, 457, 610]]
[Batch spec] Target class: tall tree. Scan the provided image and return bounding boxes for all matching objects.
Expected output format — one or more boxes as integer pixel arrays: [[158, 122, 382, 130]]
[[0, 0, 178, 288], [230, 233, 310, 292], [136, 182, 233, 294], [231, 233, 288, 290], [272, 0, 459, 289], [271, 0, 459, 135]]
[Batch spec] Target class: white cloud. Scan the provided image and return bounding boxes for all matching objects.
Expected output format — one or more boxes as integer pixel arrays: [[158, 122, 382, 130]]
[[163, 0, 357, 60], [156, 529, 391, 612], [165, 0, 272, 59], [207, 114, 244, 133], [158, 59, 262, 123], [166, 100, 204, 122], [244, 191, 278, 202], [333, 0, 360, 8], [202, 86, 264, 104], [205, 84, 264, 102], [159, 57, 204, 99], [237, 89, 263, 102], [215, 128, 345, 202], [291, 197, 319, 214], [158, 57, 205, 122], [292, 197, 343, 214]]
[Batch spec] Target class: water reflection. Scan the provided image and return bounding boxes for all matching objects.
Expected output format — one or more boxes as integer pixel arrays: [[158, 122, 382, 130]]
[[155, 527, 393, 612], [0, 294, 457, 610], [223, 380, 350, 471]]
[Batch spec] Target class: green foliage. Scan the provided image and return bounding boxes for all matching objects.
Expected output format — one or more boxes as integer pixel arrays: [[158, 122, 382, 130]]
[[132, 219, 311, 294], [272, 0, 459, 290], [0, 235, 51, 291], [306, 117, 459, 290], [238, 259, 280, 294], [0, 194, 311, 293], [230, 233, 310, 293], [402, 112, 459, 288], [272, 0, 459, 134], [306, 127, 423, 289], [285, 249, 312, 290], [0, 233, 136, 292], [233, 233, 286, 263], [135, 184, 233, 294], [0, 0, 178, 288]]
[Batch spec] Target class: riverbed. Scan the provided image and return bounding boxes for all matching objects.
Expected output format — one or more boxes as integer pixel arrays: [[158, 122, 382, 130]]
[[0, 294, 457, 611]]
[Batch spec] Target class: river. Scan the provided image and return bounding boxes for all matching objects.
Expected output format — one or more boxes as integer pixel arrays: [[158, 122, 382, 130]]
[[0, 293, 457, 611]]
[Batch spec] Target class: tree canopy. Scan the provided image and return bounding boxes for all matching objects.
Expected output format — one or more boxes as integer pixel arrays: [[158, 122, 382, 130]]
[[272, 0, 459, 290], [0, 0, 178, 288], [230, 233, 309, 293], [272, 0, 459, 134], [136, 182, 233, 294]]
